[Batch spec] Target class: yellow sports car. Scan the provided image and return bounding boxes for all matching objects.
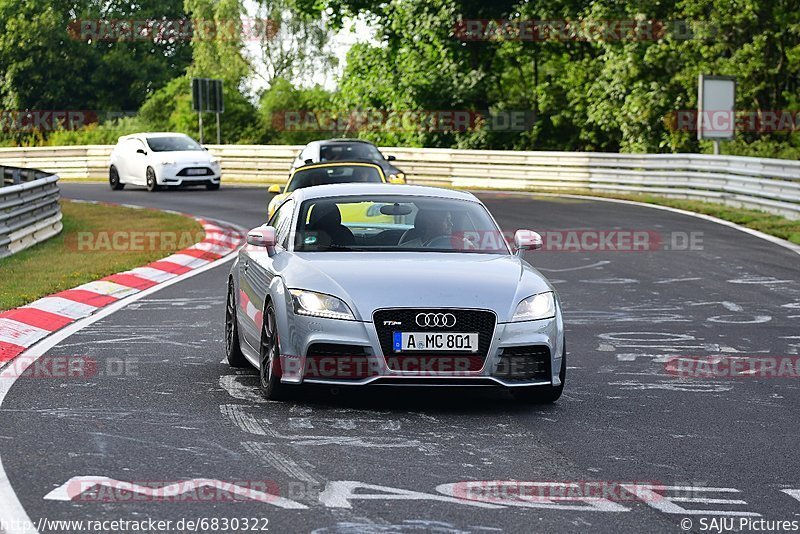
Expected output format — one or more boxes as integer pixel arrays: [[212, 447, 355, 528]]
[[267, 162, 405, 219]]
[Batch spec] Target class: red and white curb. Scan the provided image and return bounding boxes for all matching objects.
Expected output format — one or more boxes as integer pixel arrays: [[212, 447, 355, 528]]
[[0, 215, 244, 365]]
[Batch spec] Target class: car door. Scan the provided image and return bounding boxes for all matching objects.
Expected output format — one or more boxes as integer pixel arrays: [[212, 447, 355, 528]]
[[130, 138, 149, 184], [239, 199, 295, 351], [113, 139, 133, 182]]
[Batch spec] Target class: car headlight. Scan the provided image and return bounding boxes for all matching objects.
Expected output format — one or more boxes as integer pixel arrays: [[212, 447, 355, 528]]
[[512, 292, 556, 322], [289, 289, 355, 320], [210, 158, 220, 166]]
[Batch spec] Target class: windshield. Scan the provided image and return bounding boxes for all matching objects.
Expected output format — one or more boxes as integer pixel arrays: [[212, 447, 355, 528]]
[[294, 195, 509, 254], [287, 165, 383, 192], [146, 136, 202, 152], [320, 143, 383, 162]]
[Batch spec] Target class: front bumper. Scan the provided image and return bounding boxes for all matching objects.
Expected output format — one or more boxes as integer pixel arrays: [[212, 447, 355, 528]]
[[277, 311, 563, 388], [158, 165, 221, 186]]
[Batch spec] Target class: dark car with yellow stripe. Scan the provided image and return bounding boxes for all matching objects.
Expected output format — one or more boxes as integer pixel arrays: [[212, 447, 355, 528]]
[[268, 161, 405, 218]]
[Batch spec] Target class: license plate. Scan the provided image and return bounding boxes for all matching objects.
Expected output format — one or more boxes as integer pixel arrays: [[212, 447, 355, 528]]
[[186, 168, 207, 175], [393, 332, 478, 352]]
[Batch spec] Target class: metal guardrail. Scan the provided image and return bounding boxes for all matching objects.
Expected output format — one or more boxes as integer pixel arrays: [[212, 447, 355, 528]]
[[0, 145, 798, 219], [0, 168, 62, 258]]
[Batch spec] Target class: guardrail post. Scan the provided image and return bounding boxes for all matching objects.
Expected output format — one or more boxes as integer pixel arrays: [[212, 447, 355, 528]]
[[12, 168, 21, 185]]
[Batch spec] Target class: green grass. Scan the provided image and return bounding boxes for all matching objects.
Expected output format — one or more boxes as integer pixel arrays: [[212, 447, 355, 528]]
[[0, 200, 204, 311]]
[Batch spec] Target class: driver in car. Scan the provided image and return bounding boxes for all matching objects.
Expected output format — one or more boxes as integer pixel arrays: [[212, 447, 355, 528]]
[[400, 209, 453, 248]]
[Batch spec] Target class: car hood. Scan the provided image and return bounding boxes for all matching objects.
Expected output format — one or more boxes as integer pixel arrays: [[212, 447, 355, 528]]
[[277, 252, 553, 323]]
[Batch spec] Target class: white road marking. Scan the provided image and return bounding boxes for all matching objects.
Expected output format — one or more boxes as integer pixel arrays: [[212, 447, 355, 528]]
[[688, 301, 744, 312], [781, 489, 800, 504], [320, 481, 504, 510], [727, 276, 793, 285], [654, 277, 702, 284], [616, 353, 675, 363], [43, 476, 307, 508], [579, 278, 639, 284], [436, 481, 628, 512], [610, 381, 733, 393], [707, 315, 772, 324], [620, 484, 760, 516]]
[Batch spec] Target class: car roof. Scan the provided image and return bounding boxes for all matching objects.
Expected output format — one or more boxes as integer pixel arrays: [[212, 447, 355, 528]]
[[294, 160, 383, 171], [317, 138, 376, 145], [290, 183, 480, 203], [118, 132, 190, 141]]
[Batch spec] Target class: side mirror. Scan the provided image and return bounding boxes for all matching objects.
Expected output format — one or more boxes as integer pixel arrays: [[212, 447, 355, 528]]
[[203, 147, 209, 151], [304, 158, 313, 165], [268, 184, 284, 194], [386, 155, 396, 161], [247, 226, 277, 249], [514, 229, 543, 254], [136, 148, 147, 155]]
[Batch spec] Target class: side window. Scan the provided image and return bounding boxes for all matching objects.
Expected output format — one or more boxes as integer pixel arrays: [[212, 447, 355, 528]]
[[270, 199, 295, 249]]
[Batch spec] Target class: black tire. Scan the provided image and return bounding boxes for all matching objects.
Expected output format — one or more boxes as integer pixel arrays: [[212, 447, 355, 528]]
[[206, 182, 220, 191], [259, 303, 289, 400], [109, 166, 124, 190], [511, 342, 566, 404], [146, 167, 159, 192], [225, 279, 248, 368]]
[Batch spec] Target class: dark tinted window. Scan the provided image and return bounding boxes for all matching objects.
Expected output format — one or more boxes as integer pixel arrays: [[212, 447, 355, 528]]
[[286, 165, 382, 192], [147, 136, 202, 152], [294, 195, 509, 254], [319, 143, 383, 162]]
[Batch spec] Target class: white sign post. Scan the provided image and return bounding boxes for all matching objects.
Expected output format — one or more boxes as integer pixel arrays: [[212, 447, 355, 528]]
[[697, 75, 736, 155]]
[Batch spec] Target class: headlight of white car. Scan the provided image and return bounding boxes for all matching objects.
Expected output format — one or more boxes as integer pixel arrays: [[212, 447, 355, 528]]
[[210, 158, 220, 166], [512, 291, 556, 322], [289, 289, 355, 320]]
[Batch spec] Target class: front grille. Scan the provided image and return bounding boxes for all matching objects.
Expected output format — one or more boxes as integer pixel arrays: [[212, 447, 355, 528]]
[[177, 167, 213, 177], [304, 343, 379, 380], [373, 308, 496, 372], [493, 345, 551, 381]]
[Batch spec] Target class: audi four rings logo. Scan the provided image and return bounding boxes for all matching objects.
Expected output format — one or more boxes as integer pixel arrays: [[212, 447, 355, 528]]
[[415, 313, 457, 327]]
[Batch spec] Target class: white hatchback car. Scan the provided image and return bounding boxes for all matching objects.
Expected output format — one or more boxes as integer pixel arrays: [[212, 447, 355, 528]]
[[109, 132, 221, 191]]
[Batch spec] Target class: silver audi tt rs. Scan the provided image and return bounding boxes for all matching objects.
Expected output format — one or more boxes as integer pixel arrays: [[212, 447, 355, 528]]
[[225, 183, 565, 403]]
